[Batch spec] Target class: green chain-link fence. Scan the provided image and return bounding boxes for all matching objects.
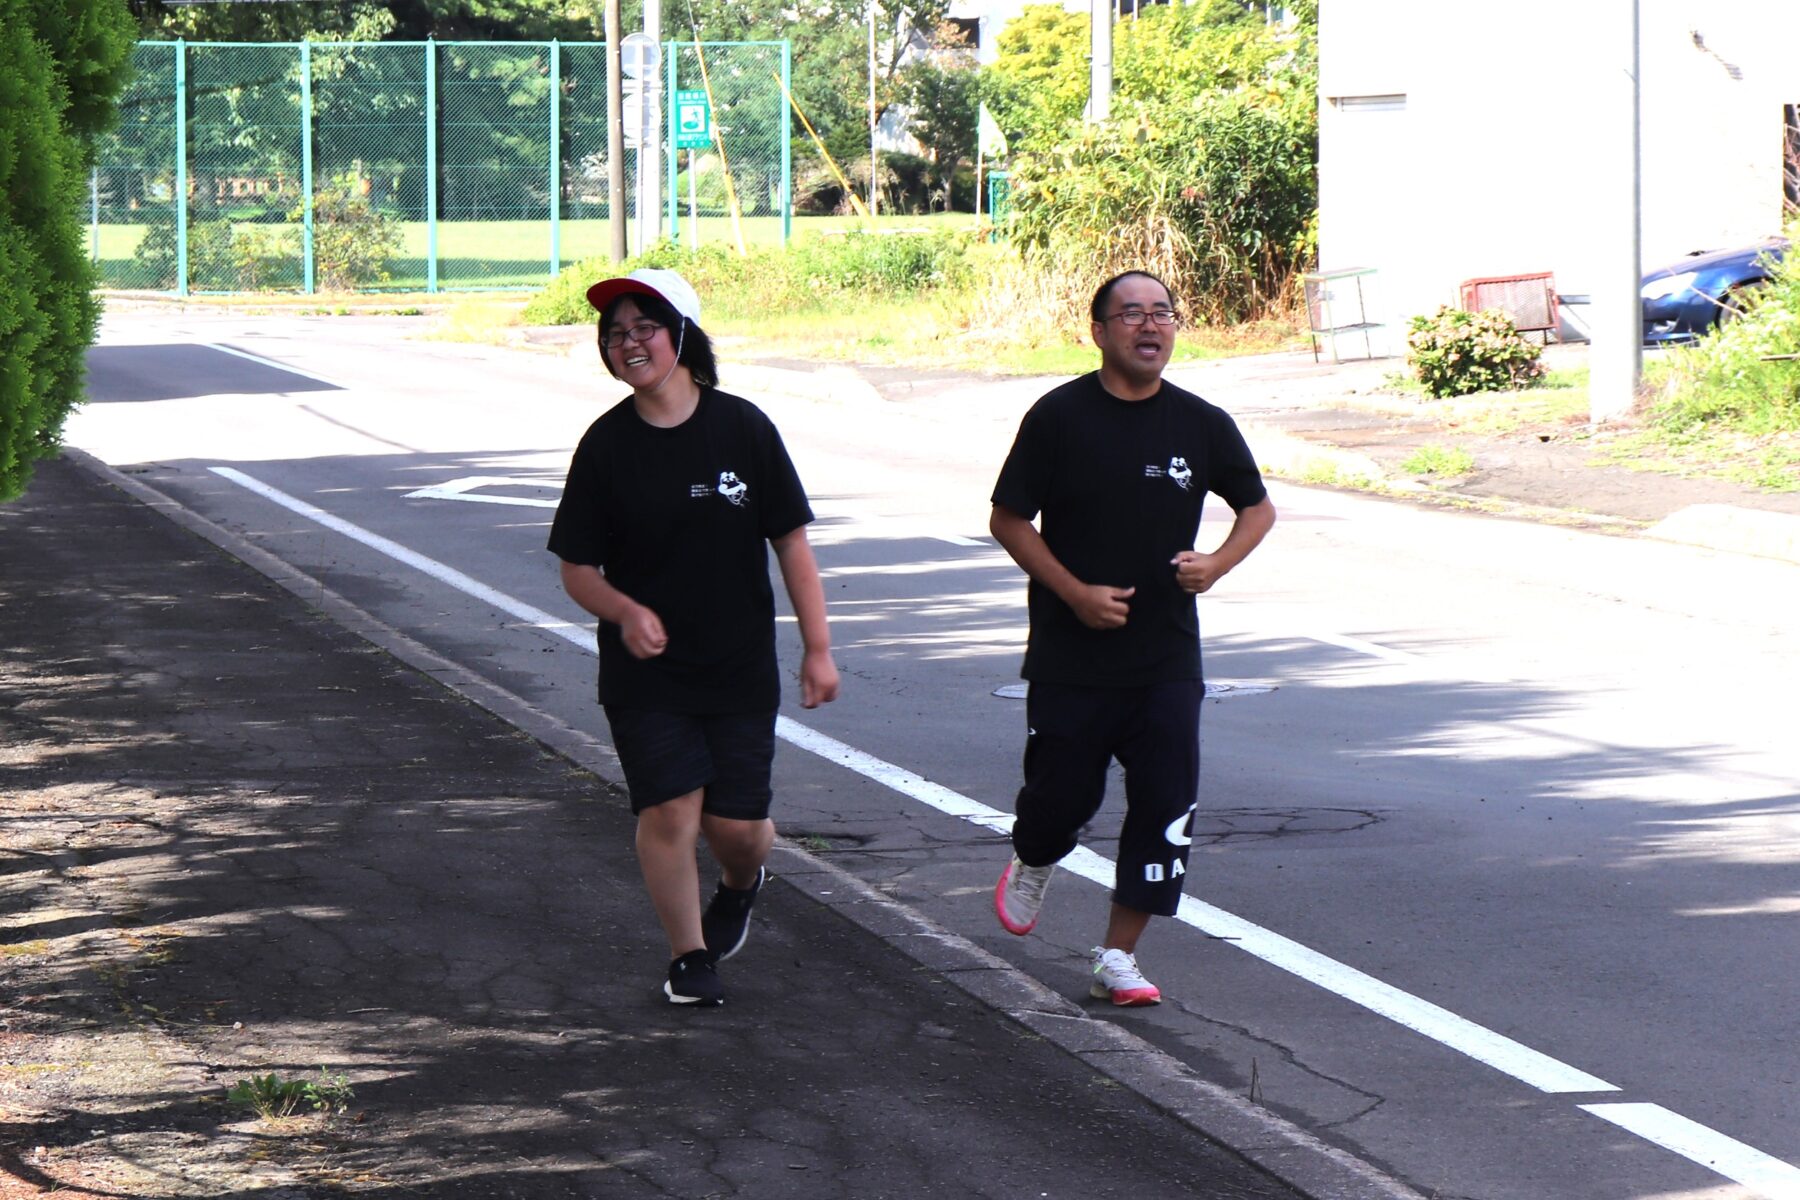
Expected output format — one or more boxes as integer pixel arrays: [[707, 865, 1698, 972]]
[[88, 40, 791, 294]]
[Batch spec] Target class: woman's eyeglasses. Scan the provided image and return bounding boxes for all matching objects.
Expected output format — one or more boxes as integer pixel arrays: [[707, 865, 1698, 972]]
[[602, 322, 664, 348]]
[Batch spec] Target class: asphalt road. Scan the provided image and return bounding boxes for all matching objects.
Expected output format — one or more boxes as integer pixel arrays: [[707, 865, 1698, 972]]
[[71, 308, 1800, 1200]]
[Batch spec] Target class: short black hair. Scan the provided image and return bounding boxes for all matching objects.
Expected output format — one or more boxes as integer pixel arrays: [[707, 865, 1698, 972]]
[[1090, 271, 1173, 323], [597, 291, 718, 389]]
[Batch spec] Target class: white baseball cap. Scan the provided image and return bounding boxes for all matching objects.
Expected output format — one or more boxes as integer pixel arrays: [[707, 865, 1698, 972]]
[[585, 268, 702, 329]]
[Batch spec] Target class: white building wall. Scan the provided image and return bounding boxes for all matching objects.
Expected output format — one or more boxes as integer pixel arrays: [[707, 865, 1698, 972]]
[[1319, 0, 1799, 345]]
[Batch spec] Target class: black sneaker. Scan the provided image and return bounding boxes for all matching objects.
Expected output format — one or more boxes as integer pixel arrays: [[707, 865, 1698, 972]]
[[664, 949, 724, 1006], [702, 866, 766, 963]]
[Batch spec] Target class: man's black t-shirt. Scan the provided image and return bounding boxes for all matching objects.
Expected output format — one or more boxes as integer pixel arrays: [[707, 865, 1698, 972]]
[[991, 372, 1267, 687], [548, 388, 813, 713]]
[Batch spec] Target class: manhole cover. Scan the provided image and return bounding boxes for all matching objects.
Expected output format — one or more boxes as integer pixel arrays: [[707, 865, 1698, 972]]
[[992, 681, 1276, 700]]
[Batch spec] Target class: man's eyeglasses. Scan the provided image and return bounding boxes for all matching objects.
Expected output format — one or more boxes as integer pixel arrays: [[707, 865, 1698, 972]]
[[602, 321, 663, 348], [1102, 308, 1180, 327]]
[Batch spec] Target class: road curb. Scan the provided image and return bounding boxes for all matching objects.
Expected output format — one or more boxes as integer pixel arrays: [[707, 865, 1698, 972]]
[[62, 446, 1426, 1200], [1646, 502, 1800, 567]]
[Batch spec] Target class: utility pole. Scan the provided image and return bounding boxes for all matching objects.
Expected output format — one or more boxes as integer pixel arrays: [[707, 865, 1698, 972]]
[[640, 0, 662, 251], [1590, 0, 1641, 423], [868, 0, 879, 218], [1089, 0, 1112, 123], [606, 0, 627, 263]]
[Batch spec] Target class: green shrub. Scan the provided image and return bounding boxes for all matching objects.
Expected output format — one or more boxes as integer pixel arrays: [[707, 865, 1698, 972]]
[[1653, 223, 1800, 434], [1406, 307, 1546, 399], [520, 232, 978, 327], [792, 232, 976, 294], [1008, 87, 1317, 329], [0, 0, 133, 502], [301, 174, 402, 291]]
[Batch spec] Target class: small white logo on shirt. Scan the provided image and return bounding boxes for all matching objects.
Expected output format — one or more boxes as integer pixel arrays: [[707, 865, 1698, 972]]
[[1143, 456, 1193, 490], [717, 470, 748, 507]]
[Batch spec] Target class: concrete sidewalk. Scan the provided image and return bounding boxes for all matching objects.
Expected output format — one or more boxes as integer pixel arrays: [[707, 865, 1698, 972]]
[[0, 454, 1419, 1197]]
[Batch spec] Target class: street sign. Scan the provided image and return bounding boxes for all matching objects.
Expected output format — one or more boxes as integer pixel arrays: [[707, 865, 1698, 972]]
[[621, 32, 659, 80], [675, 89, 711, 149], [622, 82, 659, 151]]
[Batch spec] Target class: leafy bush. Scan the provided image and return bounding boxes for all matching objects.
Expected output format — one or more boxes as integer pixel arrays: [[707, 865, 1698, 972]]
[[1406, 307, 1546, 399], [1008, 87, 1317, 329], [521, 232, 979, 326], [1654, 223, 1800, 434], [982, 4, 1316, 337], [793, 232, 975, 294], [0, 0, 134, 502], [300, 173, 402, 291]]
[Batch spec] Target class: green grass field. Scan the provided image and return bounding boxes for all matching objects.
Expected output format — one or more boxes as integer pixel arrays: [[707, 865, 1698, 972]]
[[91, 212, 982, 292]]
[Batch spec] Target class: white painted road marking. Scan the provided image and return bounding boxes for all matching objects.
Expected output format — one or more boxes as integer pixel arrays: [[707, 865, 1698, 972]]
[[207, 464, 1797, 1197], [398, 476, 988, 544], [211, 468, 590, 644], [404, 476, 561, 509], [1581, 1104, 1800, 1197], [207, 342, 348, 389]]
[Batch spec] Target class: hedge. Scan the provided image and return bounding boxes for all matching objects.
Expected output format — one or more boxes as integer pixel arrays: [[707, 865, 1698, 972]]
[[0, 0, 134, 502]]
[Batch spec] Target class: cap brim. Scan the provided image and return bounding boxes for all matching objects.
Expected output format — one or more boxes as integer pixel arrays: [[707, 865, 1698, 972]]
[[586, 277, 663, 314]]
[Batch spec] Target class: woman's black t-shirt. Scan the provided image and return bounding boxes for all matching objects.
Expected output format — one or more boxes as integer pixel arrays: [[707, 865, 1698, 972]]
[[548, 388, 813, 713], [990, 372, 1267, 687]]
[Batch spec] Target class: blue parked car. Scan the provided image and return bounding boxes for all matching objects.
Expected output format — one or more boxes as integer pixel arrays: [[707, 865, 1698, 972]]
[[1641, 237, 1788, 345]]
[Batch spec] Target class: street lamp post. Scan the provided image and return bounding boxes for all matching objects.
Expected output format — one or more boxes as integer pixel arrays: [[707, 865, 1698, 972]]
[[1089, 0, 1112, 122], [606, 0, 627, 262], [868, 0, 879, 218], [1590, 0, 1642, 423]]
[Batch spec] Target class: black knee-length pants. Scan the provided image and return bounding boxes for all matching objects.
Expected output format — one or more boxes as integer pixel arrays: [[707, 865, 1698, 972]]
[[1010, 678, 1203, 917]]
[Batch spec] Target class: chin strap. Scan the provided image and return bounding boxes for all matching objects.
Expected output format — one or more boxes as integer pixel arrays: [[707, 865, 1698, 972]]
[[649, 322, 688, 393]]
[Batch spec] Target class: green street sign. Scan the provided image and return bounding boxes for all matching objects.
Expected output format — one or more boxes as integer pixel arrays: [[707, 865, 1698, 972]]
[[674, 89, 711, 149]]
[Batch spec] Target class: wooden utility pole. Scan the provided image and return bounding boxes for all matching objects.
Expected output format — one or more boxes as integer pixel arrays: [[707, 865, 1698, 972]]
[[606, 0, 627, 262]]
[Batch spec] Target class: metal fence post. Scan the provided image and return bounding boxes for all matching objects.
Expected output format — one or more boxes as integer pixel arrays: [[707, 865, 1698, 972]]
[[780, 39, 791, 246], [550, 39, 561, 277], [300, 40, 315, 293], [176, 38, 187, 296], [665, 45, 678, 244], [90, 168, 99, 263], [425, 38, 438, 293]]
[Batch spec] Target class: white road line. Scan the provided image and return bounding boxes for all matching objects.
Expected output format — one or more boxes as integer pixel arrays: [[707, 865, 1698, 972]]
[[1581, 1104, 1800, 1198], [208, 465, 1800, 1196], [404, 476, 561, 509], [1305, 630, 1428, 666], [211, 467, 591, 645], [207, 342, 348, 389]]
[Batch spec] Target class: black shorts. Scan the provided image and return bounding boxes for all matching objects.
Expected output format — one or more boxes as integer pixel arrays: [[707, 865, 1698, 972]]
[[1012, 678, 1203, 917], [603, 706, 778, 819]]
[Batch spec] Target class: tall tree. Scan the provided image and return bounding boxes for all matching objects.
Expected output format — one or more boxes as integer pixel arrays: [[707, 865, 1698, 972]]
[[897, 31, 978, 209]]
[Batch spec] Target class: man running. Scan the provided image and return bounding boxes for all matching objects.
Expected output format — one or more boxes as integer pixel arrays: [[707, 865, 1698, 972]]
[[989, 270, 1276, 1005]]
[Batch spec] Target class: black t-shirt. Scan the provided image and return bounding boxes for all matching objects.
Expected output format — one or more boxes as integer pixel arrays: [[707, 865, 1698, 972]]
[[548, 388, 813, 713], [991, 372, 1267, 687]]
